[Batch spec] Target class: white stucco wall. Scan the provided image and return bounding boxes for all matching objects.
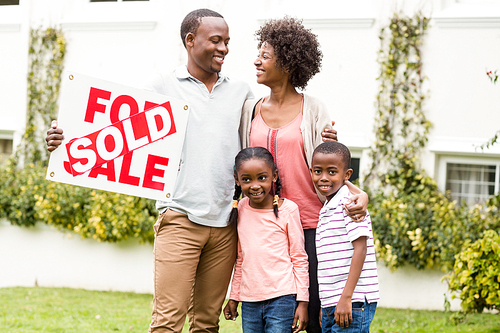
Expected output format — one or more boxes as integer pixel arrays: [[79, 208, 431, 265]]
[[0, 220, 462, 311], [0, 220, 153, 294]]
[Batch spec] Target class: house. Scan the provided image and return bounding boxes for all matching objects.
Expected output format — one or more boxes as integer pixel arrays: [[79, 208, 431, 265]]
[[1, 0, 499, 311]]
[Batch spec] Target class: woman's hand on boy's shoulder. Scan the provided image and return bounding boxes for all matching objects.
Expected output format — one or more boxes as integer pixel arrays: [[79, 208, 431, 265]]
[[223, 299, 239, 321]]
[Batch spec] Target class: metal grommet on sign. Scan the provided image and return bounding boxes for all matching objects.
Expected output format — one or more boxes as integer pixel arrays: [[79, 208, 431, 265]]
[[69, 74, 74, 80], [50, 172, 55, 177], [184, 105, 188, 110], [166, 193, 171, 198]]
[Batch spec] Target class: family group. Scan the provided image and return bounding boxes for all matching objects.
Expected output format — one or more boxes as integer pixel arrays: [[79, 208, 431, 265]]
[[46, 8, 379, 333]]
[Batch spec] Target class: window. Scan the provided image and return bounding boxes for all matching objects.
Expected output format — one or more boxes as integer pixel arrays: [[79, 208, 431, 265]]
[[0, 138, 13, 165], [444, 161, 500, 206], [0, 0, 19, 5], [350, 157, 360, 184]]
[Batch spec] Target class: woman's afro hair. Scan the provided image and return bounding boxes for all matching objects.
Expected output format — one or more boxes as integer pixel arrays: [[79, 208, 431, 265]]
[[255, 16, 323, 90]]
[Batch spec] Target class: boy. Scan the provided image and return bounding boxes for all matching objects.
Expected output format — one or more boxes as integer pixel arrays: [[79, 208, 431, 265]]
[[310, 141, 379, 333]]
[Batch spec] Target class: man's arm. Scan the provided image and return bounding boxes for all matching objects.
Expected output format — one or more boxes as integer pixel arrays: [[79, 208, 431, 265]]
[[343, 183, 369, 222]]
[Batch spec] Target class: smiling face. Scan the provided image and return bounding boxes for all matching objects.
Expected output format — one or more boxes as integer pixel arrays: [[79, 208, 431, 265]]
[[311, 152, 353, 201], [254, 42, 287, 87], [186, 16, 229, 80], [235, 158, 277, 209]]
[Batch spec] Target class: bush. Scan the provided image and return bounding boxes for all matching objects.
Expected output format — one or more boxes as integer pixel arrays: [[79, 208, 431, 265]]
[[445, 229, 500, 313], [1, 161, 157, 244], [0, 160, 48, 227], [369, 170, 500, 272], [82, 190, 156, 243]]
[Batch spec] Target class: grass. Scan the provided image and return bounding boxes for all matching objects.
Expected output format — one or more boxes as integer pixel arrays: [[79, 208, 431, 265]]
[[0, 287, 498, 332]]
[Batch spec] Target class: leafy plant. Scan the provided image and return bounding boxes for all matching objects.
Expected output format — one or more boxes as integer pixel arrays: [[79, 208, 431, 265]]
[[0, 160, 47, 226], [364, 12, 430, 193], [19, 27, 66, 167], [370, 175, 500, 271], [0, 161, 157, 244], [445, 229, 500, 313], [487, 69, 498, 84]]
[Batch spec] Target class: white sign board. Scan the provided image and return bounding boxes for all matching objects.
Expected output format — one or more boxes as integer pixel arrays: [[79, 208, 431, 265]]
[[46, 72, 190, 201]]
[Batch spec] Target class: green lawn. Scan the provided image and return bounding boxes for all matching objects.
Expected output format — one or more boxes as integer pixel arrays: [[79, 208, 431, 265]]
[[0, 287, 498, 332]]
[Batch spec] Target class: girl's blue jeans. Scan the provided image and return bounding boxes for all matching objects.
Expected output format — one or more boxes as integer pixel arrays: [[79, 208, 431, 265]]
[[241, 294, 297, 333], [321, 298, 377, 333]]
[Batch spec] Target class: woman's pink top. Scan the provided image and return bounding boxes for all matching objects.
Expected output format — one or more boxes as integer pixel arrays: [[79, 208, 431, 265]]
[[229, 197, 309, 302], [249, 101, 323, 229]]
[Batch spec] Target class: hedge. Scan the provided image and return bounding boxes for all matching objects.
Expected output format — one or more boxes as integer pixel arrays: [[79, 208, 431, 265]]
[[0, 160, 156, 244]]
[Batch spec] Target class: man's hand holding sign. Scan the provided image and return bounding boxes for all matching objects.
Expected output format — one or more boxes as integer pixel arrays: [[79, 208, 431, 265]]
[[46, 72, 190, 201]]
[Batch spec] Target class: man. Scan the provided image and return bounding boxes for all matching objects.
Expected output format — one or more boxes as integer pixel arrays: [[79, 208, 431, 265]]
[[47, 9, 253, 332]]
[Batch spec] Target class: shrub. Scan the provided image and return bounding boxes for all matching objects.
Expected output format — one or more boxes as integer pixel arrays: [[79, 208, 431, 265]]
[[0, 160, 47, 227], [445, 229, 500, 313], [82, 190, 156, 244], [369, 169, 500, 272], [1, 162, 157, 244]]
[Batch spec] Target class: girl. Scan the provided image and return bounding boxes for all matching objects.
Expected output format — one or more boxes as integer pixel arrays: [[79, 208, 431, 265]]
[[223, 147, 309, 333]]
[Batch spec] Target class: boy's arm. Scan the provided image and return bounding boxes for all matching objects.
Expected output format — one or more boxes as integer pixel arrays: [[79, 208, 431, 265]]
[[343, 183, 369, 222], [334, 236, 367, 328]]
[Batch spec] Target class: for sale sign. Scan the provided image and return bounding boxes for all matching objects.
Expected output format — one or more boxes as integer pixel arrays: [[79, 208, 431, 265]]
[[46, 72, 190, 201]]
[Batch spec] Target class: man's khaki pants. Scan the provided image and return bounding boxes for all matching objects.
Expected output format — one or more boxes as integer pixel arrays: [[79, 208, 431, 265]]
[[149, 209, 237, 332]]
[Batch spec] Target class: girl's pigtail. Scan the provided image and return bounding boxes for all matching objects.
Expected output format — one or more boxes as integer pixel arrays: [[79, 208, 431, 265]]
[[228, 183, 242, 225], [272, 174, 282, 218]]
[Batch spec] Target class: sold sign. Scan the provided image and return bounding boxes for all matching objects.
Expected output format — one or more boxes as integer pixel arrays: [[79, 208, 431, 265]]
[[66, 101, 175, 176], [46, 72, 190, 201]]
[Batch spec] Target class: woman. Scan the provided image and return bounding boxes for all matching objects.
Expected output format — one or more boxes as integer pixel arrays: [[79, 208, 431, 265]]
[[239, 16, 369, 333]]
